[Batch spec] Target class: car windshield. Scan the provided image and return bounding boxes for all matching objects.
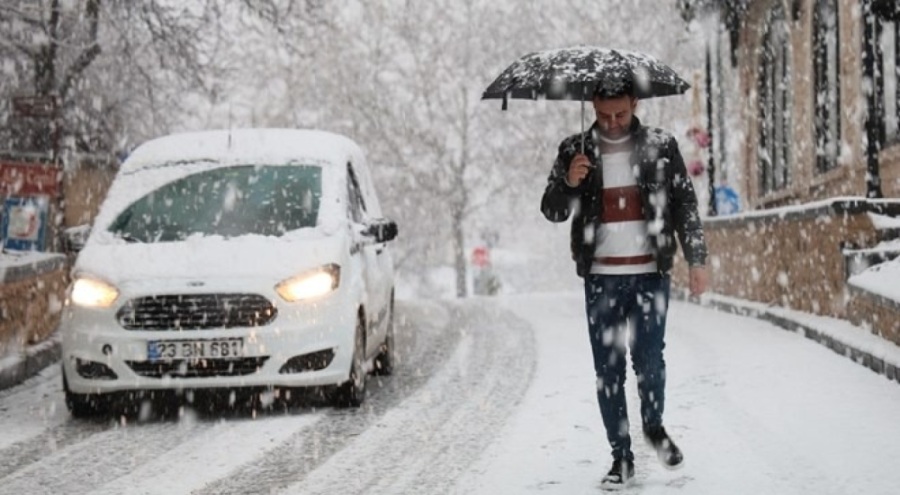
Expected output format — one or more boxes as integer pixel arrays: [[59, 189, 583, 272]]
[[108, 165, 322, 243]]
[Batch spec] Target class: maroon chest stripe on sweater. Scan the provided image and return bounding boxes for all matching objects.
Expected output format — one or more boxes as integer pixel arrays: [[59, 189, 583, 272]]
[[600, 186, 643, 223]]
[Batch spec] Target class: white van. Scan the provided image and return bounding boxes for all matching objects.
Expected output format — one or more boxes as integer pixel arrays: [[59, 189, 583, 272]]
[[61, 129, 397, 415]]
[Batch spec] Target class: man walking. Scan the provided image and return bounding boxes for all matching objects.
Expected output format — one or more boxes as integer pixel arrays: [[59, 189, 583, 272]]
[[541, 80, 708, 490]]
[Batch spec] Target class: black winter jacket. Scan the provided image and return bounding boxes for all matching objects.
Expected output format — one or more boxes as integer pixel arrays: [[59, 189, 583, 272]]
[[541, 117, 708, 277]]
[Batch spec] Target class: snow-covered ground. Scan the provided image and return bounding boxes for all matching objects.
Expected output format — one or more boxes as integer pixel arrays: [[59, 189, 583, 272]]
[[458, 293, 900, 494], [850, 256, 900, 304], [1, 294, 899, 494], [847, 212, 900, 303], [0, 251, 65, 279]]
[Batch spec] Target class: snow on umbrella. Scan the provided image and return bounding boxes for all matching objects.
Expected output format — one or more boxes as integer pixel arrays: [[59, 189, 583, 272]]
[[482, 46, 690, 151]]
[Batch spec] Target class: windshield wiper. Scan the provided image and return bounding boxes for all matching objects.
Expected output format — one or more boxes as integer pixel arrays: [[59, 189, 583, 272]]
[[116, 233, 142, 243]]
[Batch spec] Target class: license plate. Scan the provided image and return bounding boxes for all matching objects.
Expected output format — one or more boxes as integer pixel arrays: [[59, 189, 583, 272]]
[[147, 338, 244, 361]]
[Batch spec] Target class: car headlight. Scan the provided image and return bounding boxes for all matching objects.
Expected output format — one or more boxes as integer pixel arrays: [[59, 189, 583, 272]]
[[71, 277, 120, 308], [275, 264, 341, 302]]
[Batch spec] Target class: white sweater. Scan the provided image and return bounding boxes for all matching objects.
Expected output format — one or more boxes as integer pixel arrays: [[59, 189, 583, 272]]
[[590, 139, 657, 275]]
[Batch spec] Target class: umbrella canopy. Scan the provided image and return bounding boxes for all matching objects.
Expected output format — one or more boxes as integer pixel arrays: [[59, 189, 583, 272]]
[[482, 46, 690, 109]]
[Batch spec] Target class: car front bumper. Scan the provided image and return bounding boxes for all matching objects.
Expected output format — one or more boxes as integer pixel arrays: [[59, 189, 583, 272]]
[[61, 285, 357, 395]]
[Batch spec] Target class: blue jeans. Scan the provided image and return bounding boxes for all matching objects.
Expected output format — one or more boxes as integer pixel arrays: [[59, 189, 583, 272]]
[[584, 273, 670, 461]]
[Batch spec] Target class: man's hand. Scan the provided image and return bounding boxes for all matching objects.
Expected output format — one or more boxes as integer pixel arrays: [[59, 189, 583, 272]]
[[566, 154, 592, 187], [689, 266, 708, 297]]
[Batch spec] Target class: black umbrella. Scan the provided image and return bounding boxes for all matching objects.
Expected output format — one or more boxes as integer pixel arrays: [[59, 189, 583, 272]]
[[482, 46, 690, 151]]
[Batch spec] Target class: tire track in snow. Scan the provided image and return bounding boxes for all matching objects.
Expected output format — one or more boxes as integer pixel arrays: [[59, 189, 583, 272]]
[[0, 371, 327, 495], [0, 301, 429, 494], [0, 364, 118, 484], [85, 414, 322, 495], [283, 299, 537, 495], [0, 300, 469, 494], [0, 365, 72, 452], [0, 420, 110, 482], [0, 409, 323, 495], [192, 300, 470, 495]]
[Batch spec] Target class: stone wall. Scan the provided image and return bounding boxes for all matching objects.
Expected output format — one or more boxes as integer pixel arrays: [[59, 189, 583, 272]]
[[0, 157, 111, 358], [0, 254, 68, 355], [847, 286, 900, 346], [672, 199, 900, 318]]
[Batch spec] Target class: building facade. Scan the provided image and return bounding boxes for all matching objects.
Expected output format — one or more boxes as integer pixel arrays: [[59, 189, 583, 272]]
[[675, 0, 900, 346], [681, 0, 900, 210]]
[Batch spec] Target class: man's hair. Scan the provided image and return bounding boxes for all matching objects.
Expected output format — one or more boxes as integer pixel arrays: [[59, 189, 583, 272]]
[[592, 77, 635, 100]]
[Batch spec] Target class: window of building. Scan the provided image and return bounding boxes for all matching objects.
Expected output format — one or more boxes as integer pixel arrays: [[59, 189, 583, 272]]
[[881, 20, 899, 142], [758, 3, 792, 195], [813, 0, 842, 173]]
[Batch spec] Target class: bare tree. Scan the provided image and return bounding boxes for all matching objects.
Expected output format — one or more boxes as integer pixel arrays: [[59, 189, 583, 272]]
[[291, 0, 537, 297], [0, 0, 324, 157]]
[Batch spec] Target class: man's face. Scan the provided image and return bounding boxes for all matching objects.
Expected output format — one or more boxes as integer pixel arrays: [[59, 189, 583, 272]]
[[593, 96, 638, 138]]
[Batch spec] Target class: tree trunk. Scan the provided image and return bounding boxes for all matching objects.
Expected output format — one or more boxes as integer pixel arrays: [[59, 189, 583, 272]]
[[452, 208, 467, 298]]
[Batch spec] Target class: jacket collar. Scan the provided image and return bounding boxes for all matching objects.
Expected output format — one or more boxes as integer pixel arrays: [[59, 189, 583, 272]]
[[582, 116, 646, 160], [585, 116, 645, 144]]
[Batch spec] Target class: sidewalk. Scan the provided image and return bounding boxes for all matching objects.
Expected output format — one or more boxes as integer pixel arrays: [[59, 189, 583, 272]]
[[0, 333, 60, 392], [677, 291, 900, 384]]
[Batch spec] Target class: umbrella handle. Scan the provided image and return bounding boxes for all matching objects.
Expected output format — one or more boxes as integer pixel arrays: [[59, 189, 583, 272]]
[[581, 96, 585, 155]]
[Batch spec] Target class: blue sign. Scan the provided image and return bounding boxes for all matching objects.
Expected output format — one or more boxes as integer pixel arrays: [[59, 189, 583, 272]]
[[715, 186, 741, 216], [1, 196, 49, 251]]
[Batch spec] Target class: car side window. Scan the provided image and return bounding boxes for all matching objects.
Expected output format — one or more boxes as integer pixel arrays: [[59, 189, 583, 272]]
[[347, 162, 367, 223]]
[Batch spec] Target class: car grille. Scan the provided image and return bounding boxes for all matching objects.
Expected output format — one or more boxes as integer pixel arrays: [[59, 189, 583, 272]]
[[126, 357, 270, 378], [117, 294, 277, 330]]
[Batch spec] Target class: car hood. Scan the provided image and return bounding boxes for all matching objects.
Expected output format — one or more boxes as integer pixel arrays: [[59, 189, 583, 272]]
[[75, 233, 347, 286]]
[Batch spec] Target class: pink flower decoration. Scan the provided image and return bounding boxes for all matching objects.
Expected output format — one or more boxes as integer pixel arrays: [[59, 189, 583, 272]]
[[687, 159, 706, 177], [686, 127, 712, 148]]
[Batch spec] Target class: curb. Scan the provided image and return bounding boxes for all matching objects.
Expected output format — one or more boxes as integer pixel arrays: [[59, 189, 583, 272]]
[[674, 291, 900, 385], [0, 334, 61, 392]]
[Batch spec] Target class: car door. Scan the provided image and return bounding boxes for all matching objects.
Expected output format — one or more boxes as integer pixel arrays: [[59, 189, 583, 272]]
[[346, 162, 384, 356], [353, 161, 394, 332], [355, 161, 394, 314]]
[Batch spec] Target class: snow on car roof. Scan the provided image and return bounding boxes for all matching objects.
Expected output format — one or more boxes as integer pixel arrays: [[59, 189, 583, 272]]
[[121, 128, 364, 172]]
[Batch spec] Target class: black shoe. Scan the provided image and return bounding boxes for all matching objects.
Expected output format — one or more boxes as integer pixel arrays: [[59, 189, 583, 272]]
[[643, 425, 684, 469], [600, 458, 635, 490]]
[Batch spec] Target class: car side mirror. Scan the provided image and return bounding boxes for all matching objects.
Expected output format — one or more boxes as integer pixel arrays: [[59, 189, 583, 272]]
[[63, 225, 91, 254], [366, 219, 398, 243]]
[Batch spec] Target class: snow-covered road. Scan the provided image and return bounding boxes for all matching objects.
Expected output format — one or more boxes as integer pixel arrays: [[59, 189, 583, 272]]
[[1, 293, 898, 494]]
